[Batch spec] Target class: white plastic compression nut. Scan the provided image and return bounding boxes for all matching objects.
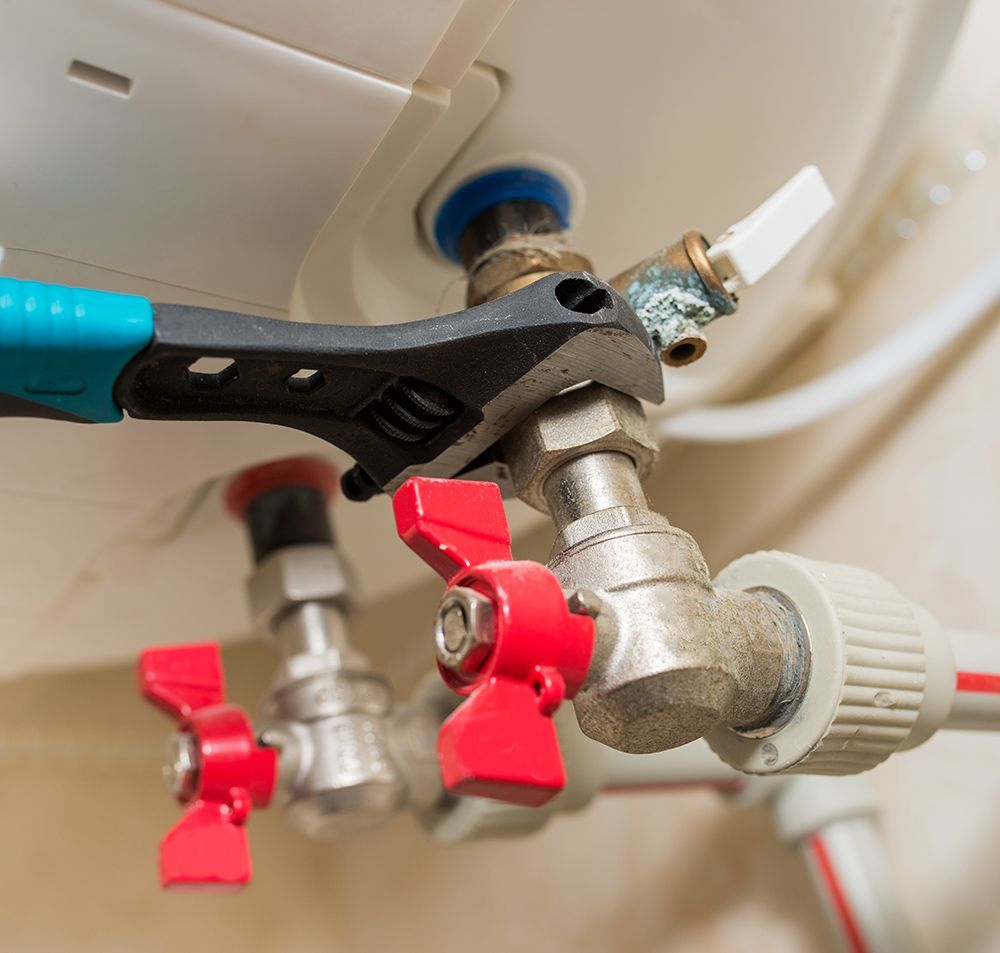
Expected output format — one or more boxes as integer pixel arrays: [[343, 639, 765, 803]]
[[707, 551, 938, 775]]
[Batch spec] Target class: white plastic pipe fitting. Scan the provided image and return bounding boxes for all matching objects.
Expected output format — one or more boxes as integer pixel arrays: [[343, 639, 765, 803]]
[[707, 551, 1000, 776]]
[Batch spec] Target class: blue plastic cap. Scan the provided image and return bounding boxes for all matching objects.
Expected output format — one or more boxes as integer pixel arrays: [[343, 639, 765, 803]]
[[433, 167, 572, 264]]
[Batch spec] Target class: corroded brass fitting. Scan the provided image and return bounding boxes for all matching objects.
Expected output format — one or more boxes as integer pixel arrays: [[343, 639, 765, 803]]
[[609, 231, 736, 367], [454, 190, 736, 368]]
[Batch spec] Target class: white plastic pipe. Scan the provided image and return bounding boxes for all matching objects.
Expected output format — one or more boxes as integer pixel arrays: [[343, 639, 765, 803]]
[[946, 629, 1000, 731], [601, 739, 747, 794], [802, 817, 921, 953], [772, 775, 921, 953], [658, 250, 1000, 443]]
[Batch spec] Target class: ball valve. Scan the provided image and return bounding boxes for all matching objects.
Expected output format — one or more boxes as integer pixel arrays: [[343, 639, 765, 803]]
[[137, 642, 276, 889], [229, 456, 409, 838], [136, 455, 412, 888], [393, 476, 595, 806]]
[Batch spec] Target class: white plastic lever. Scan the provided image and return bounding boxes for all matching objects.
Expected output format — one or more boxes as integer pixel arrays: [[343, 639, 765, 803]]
[[706, 165, 834, 293]]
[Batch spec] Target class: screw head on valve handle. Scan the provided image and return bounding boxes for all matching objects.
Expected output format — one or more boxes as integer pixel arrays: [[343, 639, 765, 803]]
[[163, 731, 200, 801], [393, 477, 596, 807], [434, 587, 496, 675]]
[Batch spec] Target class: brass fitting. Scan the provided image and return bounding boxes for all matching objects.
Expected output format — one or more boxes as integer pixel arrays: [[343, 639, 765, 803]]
[[466, 237, 594, 306], [609, 231, 736, 366]]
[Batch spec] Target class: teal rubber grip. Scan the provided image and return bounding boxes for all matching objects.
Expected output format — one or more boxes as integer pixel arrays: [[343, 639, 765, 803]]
[[0, 278, 154, 422]]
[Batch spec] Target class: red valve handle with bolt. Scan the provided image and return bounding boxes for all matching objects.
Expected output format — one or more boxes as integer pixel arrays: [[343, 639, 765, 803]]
[[393, 477, 595, 807], [137, 641, 276, 890], [136, 455, 344, 889]]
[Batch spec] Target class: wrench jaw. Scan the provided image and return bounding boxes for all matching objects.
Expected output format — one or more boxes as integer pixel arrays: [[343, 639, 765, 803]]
[[387, 324, 663, 495], [111, 273, 660, 500]]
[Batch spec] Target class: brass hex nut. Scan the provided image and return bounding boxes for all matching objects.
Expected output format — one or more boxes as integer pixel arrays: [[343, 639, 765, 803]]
[[502, 384, 658, 512]]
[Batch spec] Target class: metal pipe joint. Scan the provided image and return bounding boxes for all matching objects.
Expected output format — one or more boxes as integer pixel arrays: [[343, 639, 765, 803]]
[[248, 543, 445, 836], [227, 458, 446, 838], [502, 385, 805, 755]]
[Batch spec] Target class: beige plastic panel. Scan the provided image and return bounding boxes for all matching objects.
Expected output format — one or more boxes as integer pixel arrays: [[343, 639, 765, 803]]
[[170, 0, 467, 84], [0, 0, 409, 310], [293, 63, 501, 327]]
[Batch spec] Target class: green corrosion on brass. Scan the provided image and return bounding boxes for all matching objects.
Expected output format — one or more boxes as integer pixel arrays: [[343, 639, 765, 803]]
[[625, 262, 723, 354]]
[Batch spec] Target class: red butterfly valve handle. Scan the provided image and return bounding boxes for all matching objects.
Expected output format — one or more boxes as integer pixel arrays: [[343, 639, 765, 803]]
[[393, 477, 595, 807], [137, 642, 277, 890]]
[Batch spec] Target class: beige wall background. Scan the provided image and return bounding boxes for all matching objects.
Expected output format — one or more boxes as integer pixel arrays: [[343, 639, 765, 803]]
[[3, 4, 1000, 951]]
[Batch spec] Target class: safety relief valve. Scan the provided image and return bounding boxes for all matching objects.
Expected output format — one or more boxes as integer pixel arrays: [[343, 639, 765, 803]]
[[137, 642, 276, 889], [393, 477, 595, 807]]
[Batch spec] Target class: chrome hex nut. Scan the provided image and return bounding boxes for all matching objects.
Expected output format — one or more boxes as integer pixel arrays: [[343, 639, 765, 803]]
[[502, 384, 658, 512]]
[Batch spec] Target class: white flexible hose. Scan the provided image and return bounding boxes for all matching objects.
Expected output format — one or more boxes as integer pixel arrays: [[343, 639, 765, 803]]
[[658, 250, 1000, 443]]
